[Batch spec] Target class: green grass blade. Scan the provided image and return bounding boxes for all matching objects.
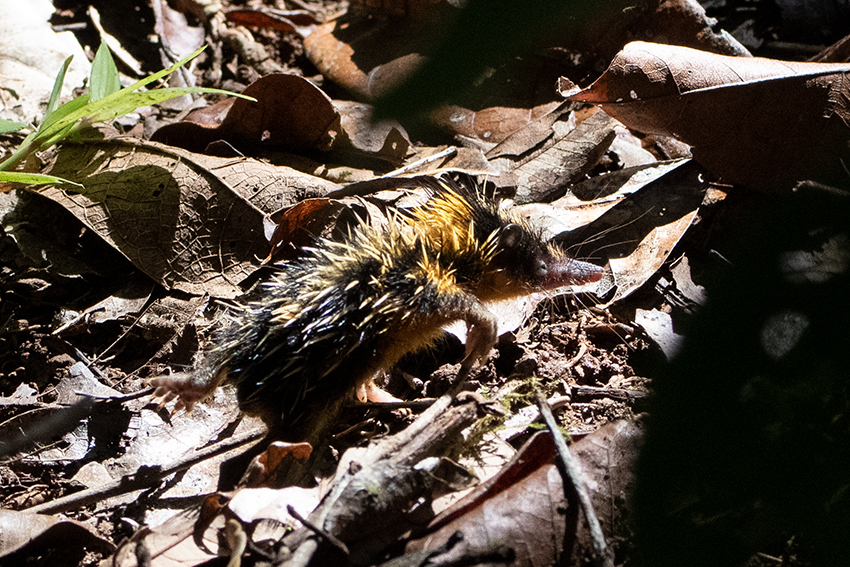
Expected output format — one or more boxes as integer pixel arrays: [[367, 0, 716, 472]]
[[0, 120, 27, 134], [3, 43, 254, 172], [39, 94, 91, 134], [44, 56, 74, 121], [0, 171, 83, 188], [32, 47, 210, 146], [83, 87, 255, 124], [90, 44, 121, 101], [123, 45, 207, 93], [0, 130, 38, 171]]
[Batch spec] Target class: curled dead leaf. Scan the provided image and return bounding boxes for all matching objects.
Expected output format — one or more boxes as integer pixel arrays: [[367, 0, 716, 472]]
[[225, 9, 319, 35], [557, 159, 706, 304], [408, 422, 644, 567], [432, 102, 563, 146], [304, 13, 431, 101], [567, 41, 850, 189], [265, 198, 340, 263], [152, 74, 341, 153], [335, 100, 411, 162]]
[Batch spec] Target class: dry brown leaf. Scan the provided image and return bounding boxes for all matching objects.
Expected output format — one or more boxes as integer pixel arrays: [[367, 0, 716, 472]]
[[265, 198, 341, 262], [502, 109, 619, 204], [432, 102, 563, 146], [306, 10, 570, 145], [407, 422, 644, 567], [40, 139, 270, 298], [569, 420, 644, 559], [151, 74, 341, 154], [111, 507, 213, 567], [335, 100, 411, 162], [516, 159, 689, 237], [304, 14, 430, 101], [53, 275, 154, 335], [407, 431, 574, 567], [306, 0, 747, 146], [225, 9, 319, 34], [483, 102, 573, 158], [186, 153, 342, 214], [566, 41, 850, 189], [152, 0, 205, 74], [0, 510, 115, 560], [152, 77, 410, 164], [557, 160, 706, 304]]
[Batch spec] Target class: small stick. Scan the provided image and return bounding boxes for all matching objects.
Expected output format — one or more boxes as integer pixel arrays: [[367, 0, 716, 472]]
[[354, 398, 438, 411], [25, 429, 264, 515], [286, 505, 350, 556], [572, 385, 648, 403], [76, 387, 156, 402], [383, 147, 458, 177], [535, 391, 614, 567]]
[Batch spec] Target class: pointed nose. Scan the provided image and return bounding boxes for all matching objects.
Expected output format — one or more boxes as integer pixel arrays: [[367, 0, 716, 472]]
[[541, 257, 604, 289]]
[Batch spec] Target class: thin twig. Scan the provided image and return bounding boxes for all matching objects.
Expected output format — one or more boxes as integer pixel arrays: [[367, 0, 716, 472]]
[[354, 398, 438, 410], [75, 387, 156, 402], [286, 505, 350, 556], [535, 391, 614, 567], [25, 429, 264, 515], [383, 147, 458, 177], [572, 385, 648, 403]]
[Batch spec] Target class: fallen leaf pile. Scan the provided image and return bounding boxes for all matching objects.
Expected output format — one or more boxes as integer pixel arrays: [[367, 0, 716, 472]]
[[0, 1, 848, 566], [566, 41, 850, 189]]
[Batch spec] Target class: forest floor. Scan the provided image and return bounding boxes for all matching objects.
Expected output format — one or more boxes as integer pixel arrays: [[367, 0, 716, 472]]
[[0, 1, 848, 566]]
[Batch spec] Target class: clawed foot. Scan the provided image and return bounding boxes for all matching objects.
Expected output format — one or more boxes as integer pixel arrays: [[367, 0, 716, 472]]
[[151, 372, 217, 414], [463, 315, 498, 368], [452, 312, 498, 390], [356, 379, 403, 403]]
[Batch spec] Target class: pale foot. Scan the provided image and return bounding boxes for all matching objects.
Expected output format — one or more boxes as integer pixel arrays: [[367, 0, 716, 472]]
[[151, 372, 218, 413], [356, 379, 403, 403]]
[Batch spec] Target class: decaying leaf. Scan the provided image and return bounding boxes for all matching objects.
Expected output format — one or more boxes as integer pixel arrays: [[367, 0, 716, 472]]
[[305, 0, 748, 150], [151, 76, 411, 164], [495, 109, 619, 204], [303, 11, 433, 101], [515, 159, 690, 237], [408, 421, 643, 567], [265, 197, 341, 262], [226, 8, 319, 35], [335, 100, 411, 162], [53, 274, 154, 335], [39, 139, 270, 298], [151, 74, 341, 153], [569, 419, 644, 560], [151, 0, 205, 91], [431, 102, 564, 146], [0, 510, 115, 561], [181, 152, 342, 214], [635, 308, 684, 359], [557, 159, 707, 304], [566, 41, 850, 189]]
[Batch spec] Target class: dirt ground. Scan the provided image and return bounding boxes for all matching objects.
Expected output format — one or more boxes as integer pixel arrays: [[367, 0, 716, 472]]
[[1, 1, 848, 566]]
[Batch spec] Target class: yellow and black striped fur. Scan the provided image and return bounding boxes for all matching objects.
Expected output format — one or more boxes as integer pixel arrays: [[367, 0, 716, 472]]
[[155, 175, 602, 435]]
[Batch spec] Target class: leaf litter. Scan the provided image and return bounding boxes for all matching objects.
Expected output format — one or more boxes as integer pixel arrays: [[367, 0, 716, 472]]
[[0, 1, 848, 566]]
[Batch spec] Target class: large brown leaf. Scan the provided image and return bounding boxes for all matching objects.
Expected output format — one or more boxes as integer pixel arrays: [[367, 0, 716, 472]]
[[39, 140, 271, 298], [407, 421, 643, 567], [307, 1, 747, 144], [566, 41, 850, 189], [151, 74, 341, 154]]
